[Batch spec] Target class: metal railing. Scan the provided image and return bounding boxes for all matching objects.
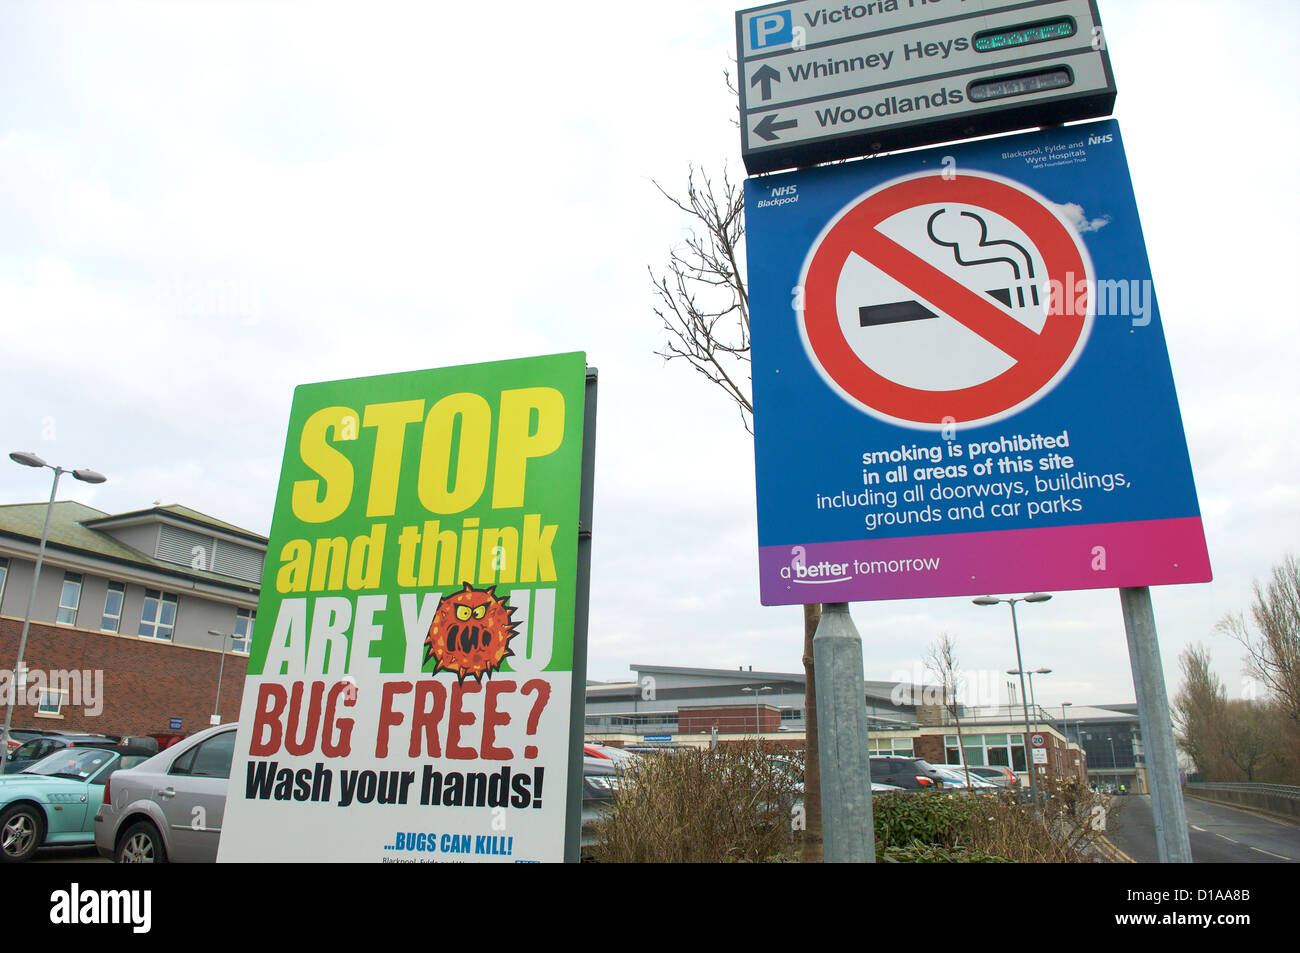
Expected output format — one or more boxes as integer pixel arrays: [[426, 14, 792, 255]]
[[1186, 782, 1300, 799]]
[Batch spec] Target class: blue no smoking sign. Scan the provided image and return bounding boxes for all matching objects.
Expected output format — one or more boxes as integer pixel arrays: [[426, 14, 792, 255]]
[[744, 119, 1211, 605]]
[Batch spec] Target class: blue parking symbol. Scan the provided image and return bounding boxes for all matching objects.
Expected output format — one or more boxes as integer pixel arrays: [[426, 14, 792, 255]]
[[750, 10, 792, 49]]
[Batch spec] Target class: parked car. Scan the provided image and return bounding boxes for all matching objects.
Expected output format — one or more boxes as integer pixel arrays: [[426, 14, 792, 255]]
[[966, 765, 1018, 788], [0, 745, 153, 862], [583, 743, 641, 769], [4, 733, 123, 774], [930, 765, 1000, 791], [95, 722, 236, 863], [868, 756, 945, 790], [580, 756, 620, 858]]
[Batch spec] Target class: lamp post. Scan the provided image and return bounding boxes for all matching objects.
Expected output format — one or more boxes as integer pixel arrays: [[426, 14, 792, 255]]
[[2, 452, 106, 775], [973, 593, 1052, 809], [207, 630, 233, 726], [1007, 666, 1052, 722], [1061, 702, 1074, 777], [741, 685, 772, 738]]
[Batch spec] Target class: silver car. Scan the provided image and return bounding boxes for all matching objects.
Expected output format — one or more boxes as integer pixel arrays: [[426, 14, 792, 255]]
[[94, 723, 236, 863]]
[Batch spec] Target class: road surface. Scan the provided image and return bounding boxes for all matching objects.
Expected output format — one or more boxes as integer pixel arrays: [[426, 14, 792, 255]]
[[1102, 793, 1299, 863]]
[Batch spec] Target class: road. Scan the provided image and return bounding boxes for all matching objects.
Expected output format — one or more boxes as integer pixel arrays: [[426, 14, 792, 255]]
[[1102, 794, 1300, 863]]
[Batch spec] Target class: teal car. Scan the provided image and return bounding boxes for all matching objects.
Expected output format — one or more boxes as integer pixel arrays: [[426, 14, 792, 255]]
[[0, 746, 152, 862]]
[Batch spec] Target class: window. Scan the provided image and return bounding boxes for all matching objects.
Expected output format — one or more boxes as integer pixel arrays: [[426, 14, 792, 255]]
[[56, 572, 83, 624], [870, 737, 914, 758], [101, 581, 126, 633], [37, 691, 64, 716], [945, 733, 1026, 770], [233, 608, 255, 654], [139, 589, 178, 641], [171, 731, 235, 780]]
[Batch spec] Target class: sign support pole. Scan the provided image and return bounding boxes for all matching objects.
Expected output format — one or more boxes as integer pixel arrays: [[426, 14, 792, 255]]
[[563, 368, 598, 863], [813, 602, 874, 862], [1119, 586, 1192, 863]]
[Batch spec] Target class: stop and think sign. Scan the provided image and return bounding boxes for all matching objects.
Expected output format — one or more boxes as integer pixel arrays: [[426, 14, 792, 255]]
[[799, 171, 1094, 429]]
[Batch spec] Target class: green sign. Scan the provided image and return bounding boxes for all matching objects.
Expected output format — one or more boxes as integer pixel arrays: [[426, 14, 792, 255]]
[[219, 352, 587, 863]]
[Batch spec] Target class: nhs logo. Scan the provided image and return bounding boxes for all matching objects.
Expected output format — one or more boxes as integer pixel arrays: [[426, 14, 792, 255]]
[[1088, 133, 1114, 145], [750, 10, 792, 49]]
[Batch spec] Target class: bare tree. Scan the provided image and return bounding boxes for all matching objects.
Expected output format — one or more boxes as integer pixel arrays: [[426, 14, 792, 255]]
[[1220, 700, 1275, 782], [650, 166, 752, 433], [1219, 554, 1300, 725], [926, 633, 971, 788], [650, 167, 824, 862], [1172, 643, 1228, 779]]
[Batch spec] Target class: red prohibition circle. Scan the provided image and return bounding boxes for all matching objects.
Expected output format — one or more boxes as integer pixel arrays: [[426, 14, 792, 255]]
[[801, 173, 1090, 425]]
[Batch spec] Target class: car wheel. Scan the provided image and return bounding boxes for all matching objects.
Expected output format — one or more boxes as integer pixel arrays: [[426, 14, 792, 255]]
[[116, 821, 167, 863], [0, 803, 44, 863]]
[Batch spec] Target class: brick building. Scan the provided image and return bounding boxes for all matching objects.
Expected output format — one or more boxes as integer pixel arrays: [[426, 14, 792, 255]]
[[0, 500, 264, 740]]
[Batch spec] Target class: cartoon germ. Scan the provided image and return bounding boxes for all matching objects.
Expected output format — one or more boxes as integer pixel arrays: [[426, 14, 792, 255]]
[[424, 582, 518, 683]]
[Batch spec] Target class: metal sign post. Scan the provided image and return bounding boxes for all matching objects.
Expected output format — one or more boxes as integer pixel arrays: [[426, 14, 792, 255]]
[[812, 603, 874, 862], [1120, 586, 1192, 863]]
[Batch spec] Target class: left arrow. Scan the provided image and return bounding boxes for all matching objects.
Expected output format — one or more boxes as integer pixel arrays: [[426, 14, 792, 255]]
[[750, 64, 781, 101], [754, 113, 798, 142]]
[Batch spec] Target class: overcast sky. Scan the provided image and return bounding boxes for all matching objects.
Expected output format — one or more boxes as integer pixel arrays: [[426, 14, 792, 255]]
[[2, 0, 1296, 710]]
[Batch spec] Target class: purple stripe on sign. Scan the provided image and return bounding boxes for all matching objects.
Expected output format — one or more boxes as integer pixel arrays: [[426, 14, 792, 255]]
[[758, 518, 1212, 605]]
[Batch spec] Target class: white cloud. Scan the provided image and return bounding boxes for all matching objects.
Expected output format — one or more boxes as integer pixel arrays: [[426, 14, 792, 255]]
[[1055, 201, 1111, 233]]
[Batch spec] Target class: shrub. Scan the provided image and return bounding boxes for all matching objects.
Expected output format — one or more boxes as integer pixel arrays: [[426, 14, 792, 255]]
[[591, 740, 802, 863]]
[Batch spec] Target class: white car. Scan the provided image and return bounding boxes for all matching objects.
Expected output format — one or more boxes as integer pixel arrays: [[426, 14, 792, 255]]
[[930, 764, 1000, 790]]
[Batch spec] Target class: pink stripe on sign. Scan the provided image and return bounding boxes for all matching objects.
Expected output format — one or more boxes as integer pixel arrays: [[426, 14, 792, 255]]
[[758, 518, 1211, 605]]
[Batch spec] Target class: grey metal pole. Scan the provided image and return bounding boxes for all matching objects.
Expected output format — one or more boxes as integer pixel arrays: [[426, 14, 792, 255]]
[[213, 633, 228, 725], [1, 469, 63, 775], [1008, 601, 1040, 810], [813, 602, 874, 862], [1120, 586, 1192, 863], [563, 367, 597, 863]]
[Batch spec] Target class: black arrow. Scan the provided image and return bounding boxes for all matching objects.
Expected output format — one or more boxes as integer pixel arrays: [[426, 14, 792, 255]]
[[750, 64, 781, 101], [754, 113, 798, 142]]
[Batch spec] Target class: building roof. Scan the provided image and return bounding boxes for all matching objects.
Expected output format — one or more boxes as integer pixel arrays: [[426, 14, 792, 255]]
[[0, 500, 264, 592], [83, 503, 265, 542]]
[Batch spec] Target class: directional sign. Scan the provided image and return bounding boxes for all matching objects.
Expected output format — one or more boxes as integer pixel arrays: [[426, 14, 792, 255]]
[[736, 0, 1116, 173], [744, 120, 1211, 605]]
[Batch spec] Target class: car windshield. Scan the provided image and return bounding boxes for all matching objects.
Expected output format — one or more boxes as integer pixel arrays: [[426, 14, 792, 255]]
[[21, 747, 118, 780]]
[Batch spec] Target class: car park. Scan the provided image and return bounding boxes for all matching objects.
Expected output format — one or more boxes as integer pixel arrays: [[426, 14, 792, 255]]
[[580, 756, 621, 858], [868, 756, 945, 790], [930, 765, 1000, 791], [4, 732, 124, 774], [95, 722, 236, 863], [966, 765, 1018, 788], [0, 745, 153, 862], [583, 743, 641, 769]]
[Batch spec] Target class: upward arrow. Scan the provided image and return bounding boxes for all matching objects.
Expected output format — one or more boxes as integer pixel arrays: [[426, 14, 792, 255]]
[[750, 64, 781, 101]]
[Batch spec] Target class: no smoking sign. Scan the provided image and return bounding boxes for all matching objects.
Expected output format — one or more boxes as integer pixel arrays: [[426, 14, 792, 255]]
[[800, 171, 1093, 429], [744, 119, 1212, 606]]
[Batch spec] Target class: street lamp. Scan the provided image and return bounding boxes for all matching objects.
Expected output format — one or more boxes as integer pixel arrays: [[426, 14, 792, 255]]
[[740, 685, 772, 738], [1007, 666, 1052, 720], [2, 453, 106, 775], [207, 630, 233, 726], [1061, 702, 1075, 778], [973, 592, 1052, 809]]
